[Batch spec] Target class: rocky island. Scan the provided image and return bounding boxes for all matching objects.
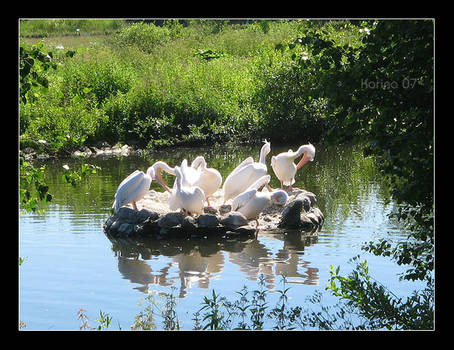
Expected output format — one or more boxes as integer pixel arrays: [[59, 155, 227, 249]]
[[104, 187, 324, 240]]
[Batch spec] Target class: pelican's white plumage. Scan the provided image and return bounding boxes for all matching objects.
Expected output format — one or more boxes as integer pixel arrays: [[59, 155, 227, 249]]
[[180, 159, 202, 187], [191, 156, 222, 206], [169, 159, 202, 211], [112, 166, 155, 213], [231, 175, 288, 223], [271, 143, 315, 188], [222, 140, 271, 203], [169, 166, 205, 215]]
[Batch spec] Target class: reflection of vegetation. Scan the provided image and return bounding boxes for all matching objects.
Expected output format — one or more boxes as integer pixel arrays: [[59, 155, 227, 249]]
[[31, 142, 381, 226]]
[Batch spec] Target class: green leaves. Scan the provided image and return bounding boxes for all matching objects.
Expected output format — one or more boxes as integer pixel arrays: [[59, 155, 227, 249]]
[[326, 257, 434, 329], [19, 156, 53, 212], [20, 41, 57, 104], [193, 48, 227, 61], [61, 163, 100, 187]]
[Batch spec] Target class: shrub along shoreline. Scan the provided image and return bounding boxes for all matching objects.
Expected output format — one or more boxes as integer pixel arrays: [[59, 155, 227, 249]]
[[19, 20, 367, 157]]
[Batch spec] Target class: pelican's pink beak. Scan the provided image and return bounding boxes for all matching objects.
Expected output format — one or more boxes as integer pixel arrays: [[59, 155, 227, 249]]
[[296, 152, 313, 170], [155, 171, 172, 193]]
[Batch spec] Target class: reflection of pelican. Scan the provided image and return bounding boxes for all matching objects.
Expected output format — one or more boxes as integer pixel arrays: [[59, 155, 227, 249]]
[[112, 166, 155, 213], [117, 256, 173, 293], [222, 140, 271, 203], [169, 166, 205, 215], [172, 250, 224, 296], [231, 175, 288, 231], [191, 156, 222, 207], [271, 144, 315, 190]]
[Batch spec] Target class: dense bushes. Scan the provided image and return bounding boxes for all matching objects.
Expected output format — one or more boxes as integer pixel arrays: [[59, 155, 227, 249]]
[[19, 20, 334, 152]]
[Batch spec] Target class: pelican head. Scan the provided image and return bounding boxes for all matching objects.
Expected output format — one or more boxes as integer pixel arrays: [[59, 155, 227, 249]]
[[270, 190, 288, 206], [263, 139, 271, 156], [296, 143, 316, 170], [259, 139, 271, 165]]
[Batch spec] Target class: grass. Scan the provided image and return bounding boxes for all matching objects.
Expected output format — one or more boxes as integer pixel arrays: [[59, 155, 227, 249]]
[[19, 19, 365, 154], [19, 19, 126, 38]]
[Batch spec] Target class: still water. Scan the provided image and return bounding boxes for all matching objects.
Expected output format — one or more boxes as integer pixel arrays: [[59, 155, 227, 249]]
[[19, 142, 425, 330]]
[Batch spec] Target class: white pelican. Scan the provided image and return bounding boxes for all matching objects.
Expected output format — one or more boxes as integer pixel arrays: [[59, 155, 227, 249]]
[[222, 140, 271, 203], [231, 175, 288, 235], [170, 166, 205, 216], [271, 143, 315, 190], [112, 166, 155, 213], [180, 158, 202, 187], [112, 161, 177, 213], [168, 159, 202, 210], [191, 156, 222, 207]]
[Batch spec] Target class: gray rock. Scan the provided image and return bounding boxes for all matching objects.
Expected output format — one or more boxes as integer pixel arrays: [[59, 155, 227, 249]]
[[312, 207, 324, 223], [279, 199, 303, 229], [203, 206, 219, 215], [95, 141, 110, 148], [300, 215, 315, 231], [104, 215, 116, 231], [198, 214, 219, 228], [158, 212, 184, 228], [136, 209, 159, 223], [109, 220, 121, 234], [134, 224, 144, 235], [118, 223, 134, 236], [220, 211, 249, 228], [182, 216, 197, 231], [117, 207, 138, 224], [299, 191, 317, 206], [305, 212, 320, 225], [141, 219, 160, 235], [219, 204, 232, 215], [295, 194, 311, 212]]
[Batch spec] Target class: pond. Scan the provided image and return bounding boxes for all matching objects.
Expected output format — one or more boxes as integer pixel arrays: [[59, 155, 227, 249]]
[[19, 142, 426, 330]]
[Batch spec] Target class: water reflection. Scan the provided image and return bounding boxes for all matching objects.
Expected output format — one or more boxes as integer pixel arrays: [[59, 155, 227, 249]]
[[22, 142, 413, 329], [107, 229, 320, 295]]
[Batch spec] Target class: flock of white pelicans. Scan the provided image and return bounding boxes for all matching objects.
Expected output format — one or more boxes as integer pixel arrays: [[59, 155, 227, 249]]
[[112, 141, 316, 229]]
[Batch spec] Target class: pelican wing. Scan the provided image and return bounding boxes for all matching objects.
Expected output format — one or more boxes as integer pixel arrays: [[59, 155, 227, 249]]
[[228, 156, 254, 177], [113, 171, 146, 211], [196, 167, 222, 198], [231, 188, 257, 212], [180, 159, 202, 187], [190, 155, 205, 169], [246, 175, 271, 191], [179, 186, 205, 214], [116, 170, 142, 190]]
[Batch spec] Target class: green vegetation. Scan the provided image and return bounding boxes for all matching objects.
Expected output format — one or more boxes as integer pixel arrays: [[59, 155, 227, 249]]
[[20, 19, 351, 154], [19, 19, 126, 37], [78, 271, 432, 330]]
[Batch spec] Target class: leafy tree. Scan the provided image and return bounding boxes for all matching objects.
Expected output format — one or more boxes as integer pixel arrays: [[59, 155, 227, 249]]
[[19, 42, 100, 213], [276, 19, 434, 329], [19, 41, 57, 105]]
